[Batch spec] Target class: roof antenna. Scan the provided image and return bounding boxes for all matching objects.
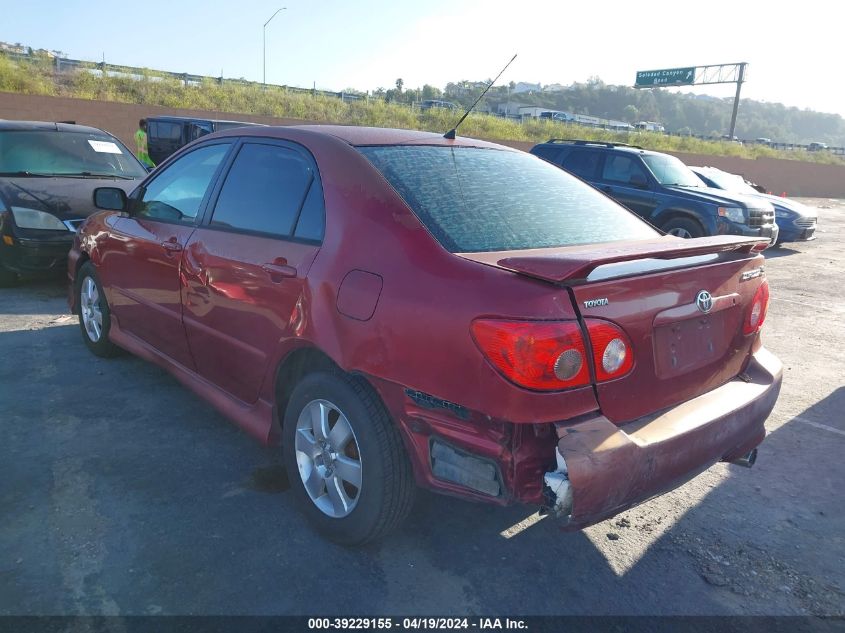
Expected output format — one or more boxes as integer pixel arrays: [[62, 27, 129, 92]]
[[444, 54, 517, 139]]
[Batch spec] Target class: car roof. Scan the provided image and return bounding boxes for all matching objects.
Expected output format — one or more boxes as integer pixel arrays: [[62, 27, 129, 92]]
[[213, 124, 510, 150], [0, 119, 111, 135], [535, 140, 661, 156]]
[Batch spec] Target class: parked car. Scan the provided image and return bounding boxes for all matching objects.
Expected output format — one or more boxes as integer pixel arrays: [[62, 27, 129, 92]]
[[70, 126, 781, 544], [0, 120, 147, 286], [808, 142, 828, 152], [690, 166, 818, 243], [419, 100, 459, 111], [530, 140, 778, 244], [146, 116, 264, 165]]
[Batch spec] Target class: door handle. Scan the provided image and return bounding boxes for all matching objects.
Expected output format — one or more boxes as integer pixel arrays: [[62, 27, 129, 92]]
[[161, 240, 183, 253], [261, 261, 297, 280], [602, 186, 613, 194]]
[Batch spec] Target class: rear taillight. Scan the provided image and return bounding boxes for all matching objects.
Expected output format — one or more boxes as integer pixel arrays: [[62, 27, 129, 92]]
[[743, 280, 770, 335], [584, 319, 635, 381], [471, 319, 590, 391]]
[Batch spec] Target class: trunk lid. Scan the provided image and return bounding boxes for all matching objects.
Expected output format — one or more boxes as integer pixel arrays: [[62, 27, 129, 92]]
[[460, 235, 768, 424]]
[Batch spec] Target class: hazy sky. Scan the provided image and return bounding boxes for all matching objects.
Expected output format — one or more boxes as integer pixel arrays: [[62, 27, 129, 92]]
[[3, 0, 841, 116]]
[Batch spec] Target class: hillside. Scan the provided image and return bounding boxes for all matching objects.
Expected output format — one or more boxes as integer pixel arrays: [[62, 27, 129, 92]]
[[0, 52, 842, 165], [456, 77, 845, 146]]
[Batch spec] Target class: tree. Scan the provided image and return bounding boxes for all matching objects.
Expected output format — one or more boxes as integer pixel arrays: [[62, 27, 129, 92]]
[[623, 104, 639, 122], [421, 84, 442, 100], [395, 78, 403, 93]]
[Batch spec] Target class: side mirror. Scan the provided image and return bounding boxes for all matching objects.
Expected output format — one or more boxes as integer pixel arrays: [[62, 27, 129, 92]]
[[94, 187, 128, 211], [629, 173, 648, 189]]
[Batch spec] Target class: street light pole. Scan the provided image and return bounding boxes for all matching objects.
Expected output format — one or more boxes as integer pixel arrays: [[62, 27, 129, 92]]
[[263, 7, 286, 87]]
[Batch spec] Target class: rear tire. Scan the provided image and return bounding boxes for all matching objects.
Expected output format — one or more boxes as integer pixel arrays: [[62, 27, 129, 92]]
[[662, 217, 704, 239], [76, 262, 121, 358], [282, 371, 415, 545]]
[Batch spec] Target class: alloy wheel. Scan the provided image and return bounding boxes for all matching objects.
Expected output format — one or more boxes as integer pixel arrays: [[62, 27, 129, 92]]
[[667, 227, 693, 238], [80, 276, 103, 342], [294, 399, 363, 518]]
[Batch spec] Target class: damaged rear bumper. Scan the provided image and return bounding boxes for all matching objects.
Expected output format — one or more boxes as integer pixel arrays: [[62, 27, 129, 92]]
[[543, 347, 782, 527]]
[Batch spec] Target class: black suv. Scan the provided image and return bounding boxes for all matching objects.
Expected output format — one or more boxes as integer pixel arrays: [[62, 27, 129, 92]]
[[146, 116, 264, 165], [530, 140, 778, 243]]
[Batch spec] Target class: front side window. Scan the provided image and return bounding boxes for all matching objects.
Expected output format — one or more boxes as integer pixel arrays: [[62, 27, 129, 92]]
[[601, 154, 649, 185], [359, 146, 657, 253], [136, 143, 230, 223], [210, 143, 315, 238], [0, 130, 148, 178]]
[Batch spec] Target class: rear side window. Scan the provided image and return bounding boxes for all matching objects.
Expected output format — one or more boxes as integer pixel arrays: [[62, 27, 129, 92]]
[[293, 182, 325, 240], [562, 150, 601, 179], [210, 143, 315, 238], [359, 146, 657, 253], [530, 145, 562, 164], [148, 121, 182, 141]]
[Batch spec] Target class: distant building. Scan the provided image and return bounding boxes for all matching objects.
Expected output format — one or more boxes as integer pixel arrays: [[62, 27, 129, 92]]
[[513, 82, 542, 94], [445, 81, 487, 98], [542, 83, 566, 93], [496, 102, 528, 116]]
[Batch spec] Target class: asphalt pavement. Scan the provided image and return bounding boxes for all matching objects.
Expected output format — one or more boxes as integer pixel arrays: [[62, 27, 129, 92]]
[[1, 199, 843, 616]]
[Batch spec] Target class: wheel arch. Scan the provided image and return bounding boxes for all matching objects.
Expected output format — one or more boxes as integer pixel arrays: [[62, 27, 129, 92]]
[[69, 252, 91, 314], [271, 345, 340, 444], [654, 208, 710, 235]]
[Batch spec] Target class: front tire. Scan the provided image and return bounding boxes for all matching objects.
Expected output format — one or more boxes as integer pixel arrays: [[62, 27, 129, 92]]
[[662, 216, 705, 239], [76, 262, 121, 358], [282, 372, 415, 545]]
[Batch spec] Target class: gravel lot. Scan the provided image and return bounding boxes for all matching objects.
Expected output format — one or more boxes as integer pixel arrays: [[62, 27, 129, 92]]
[[1, 199, 843, 616]]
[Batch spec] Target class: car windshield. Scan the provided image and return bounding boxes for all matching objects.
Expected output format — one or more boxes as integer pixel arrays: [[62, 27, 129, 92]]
[[0, 130, 147, 178], [642, 154, 702, 187], [698, 169, 759, 195], [359, 146, 658, 253]]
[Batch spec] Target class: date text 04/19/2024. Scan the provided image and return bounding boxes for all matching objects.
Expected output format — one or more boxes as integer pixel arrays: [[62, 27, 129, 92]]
[[307, 618, 528, 630]]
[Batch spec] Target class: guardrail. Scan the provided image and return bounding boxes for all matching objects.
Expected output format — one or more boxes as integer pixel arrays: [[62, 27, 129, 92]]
[[1, 49, 365, 102]]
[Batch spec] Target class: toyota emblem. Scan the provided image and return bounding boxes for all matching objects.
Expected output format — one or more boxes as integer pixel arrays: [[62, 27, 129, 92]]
[[696, 290, 713, 314]]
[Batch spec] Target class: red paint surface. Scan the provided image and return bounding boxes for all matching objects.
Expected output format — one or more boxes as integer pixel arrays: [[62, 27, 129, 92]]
[[68, 125, 782, 523]]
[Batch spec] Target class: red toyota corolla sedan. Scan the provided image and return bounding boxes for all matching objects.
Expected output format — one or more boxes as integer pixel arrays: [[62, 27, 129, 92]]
[[68, 125, 782, 544]]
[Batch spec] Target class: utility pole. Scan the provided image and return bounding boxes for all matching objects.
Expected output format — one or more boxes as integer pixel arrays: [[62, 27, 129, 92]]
[[728, 63, 746, 140], [263, 7, 286, 87]]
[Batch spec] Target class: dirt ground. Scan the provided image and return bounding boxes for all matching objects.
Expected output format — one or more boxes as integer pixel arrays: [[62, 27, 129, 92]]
[[1, 199, 843, 616]]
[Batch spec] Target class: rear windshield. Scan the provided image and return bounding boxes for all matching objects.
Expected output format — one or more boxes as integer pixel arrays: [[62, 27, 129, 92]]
[[0, 130, 147, 178], [358, 146, 657, 253], [641, 153, 702, 188]]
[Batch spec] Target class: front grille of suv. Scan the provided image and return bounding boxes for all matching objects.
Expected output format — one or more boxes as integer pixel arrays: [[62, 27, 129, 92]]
[[748, 208, 775, 227], [795, 217, 817, 228]]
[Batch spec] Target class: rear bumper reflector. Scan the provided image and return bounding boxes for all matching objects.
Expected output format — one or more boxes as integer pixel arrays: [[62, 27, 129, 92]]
[[430, 439, 502, 498]]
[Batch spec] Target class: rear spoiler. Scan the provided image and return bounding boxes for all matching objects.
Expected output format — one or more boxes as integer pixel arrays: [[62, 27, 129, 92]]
[[485, 236, 768, 284]]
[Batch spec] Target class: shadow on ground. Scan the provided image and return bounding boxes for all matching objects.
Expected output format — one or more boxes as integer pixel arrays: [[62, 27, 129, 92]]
[[0, 324, 842, 617], [764, 246, 802, 259]]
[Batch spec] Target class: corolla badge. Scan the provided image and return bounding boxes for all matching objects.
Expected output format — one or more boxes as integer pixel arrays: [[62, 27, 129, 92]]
[[696, 290, 713, 314]]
